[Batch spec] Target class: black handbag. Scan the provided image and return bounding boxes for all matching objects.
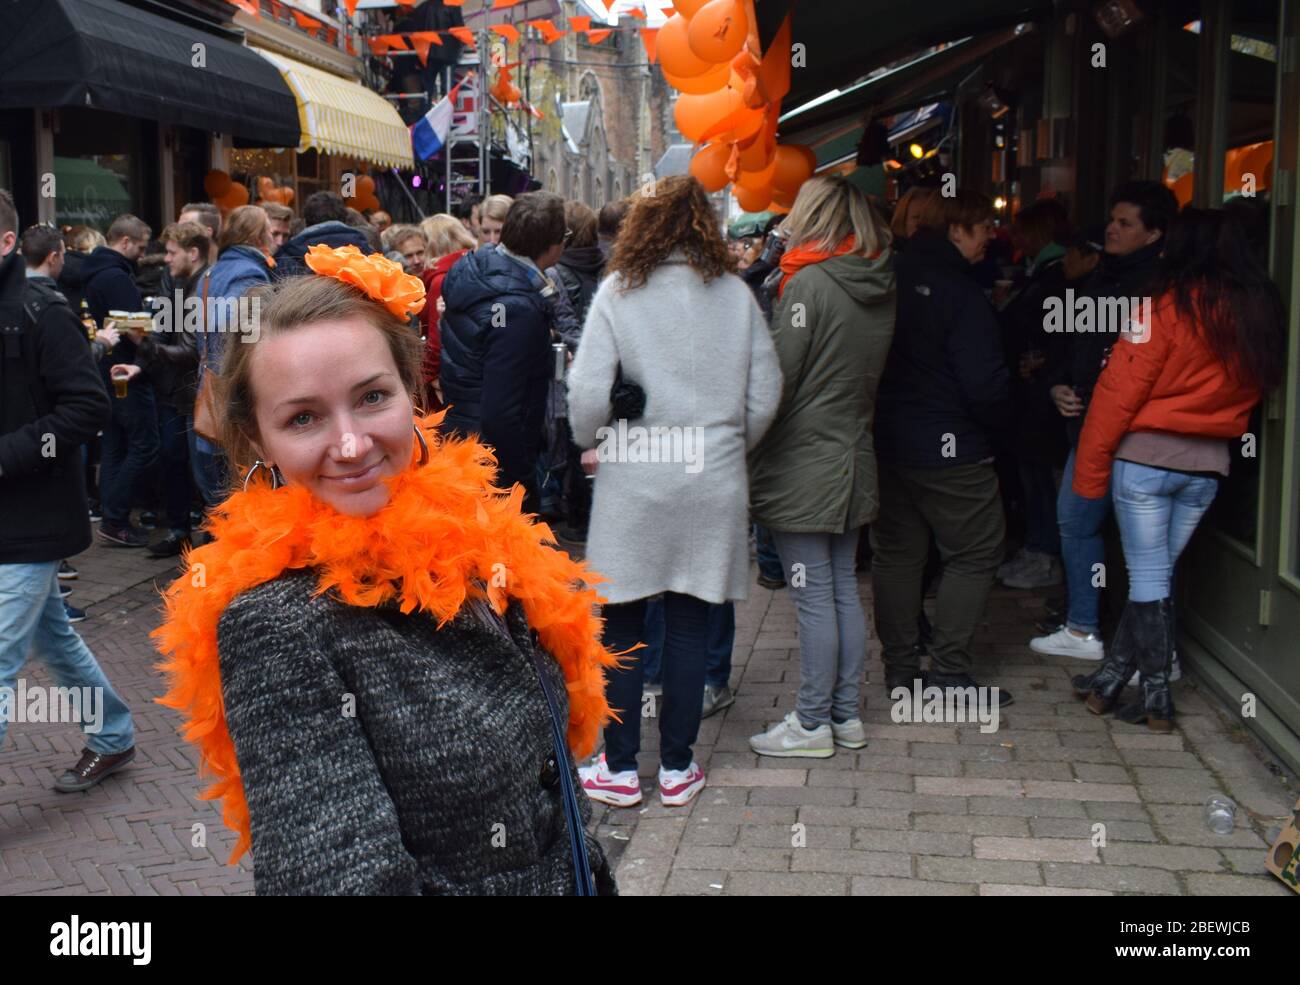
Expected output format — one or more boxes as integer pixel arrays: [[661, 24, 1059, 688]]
[[610, 362, 646, 421]]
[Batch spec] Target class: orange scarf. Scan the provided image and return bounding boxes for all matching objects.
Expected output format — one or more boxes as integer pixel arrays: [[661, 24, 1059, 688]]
[[777, 235, 861, 298], [152, 412, 618, 863]]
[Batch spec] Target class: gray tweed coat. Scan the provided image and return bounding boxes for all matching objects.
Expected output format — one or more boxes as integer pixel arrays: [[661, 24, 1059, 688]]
[[216, 568, 615, 896]]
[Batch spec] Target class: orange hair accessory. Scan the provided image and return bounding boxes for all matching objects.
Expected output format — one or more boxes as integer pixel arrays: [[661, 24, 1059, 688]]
[[304, 243, 426, 318]]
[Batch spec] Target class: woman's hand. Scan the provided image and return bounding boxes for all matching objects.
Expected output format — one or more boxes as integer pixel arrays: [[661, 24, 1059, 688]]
[[109, 363, 143, 382], [581, 448, 599, 476], [435, 295, 446, 316], [1050, 384, 1084, 417], [98, 324, 121, 349]]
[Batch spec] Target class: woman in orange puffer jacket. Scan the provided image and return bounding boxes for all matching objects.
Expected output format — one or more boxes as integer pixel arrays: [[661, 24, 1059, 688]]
[[1071, 208, 1285, 731]]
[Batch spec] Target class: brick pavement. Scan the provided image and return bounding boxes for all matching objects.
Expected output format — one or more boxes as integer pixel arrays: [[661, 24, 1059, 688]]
[[1, 534, 1295, 896]]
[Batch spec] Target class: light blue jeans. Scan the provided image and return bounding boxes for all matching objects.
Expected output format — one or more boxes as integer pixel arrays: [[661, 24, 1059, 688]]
[[0, 561, 135, 753], [1112, 460, 1218, 603]]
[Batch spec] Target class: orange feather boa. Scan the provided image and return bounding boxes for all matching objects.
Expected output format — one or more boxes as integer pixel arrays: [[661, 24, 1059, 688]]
[[152, 413, 618, 864]]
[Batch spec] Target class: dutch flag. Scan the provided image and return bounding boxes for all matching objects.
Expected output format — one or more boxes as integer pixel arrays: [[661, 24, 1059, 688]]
[[411, 75, 471, 161]]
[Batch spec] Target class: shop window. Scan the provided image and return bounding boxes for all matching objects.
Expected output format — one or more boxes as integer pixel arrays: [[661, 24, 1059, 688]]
[[52, 109, 143, 234]]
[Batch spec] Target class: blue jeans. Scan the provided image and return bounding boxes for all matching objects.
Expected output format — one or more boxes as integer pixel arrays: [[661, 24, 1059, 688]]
[[601, 593, 710, 773], [157, 403, 192, 534], [190, 430, 228, 508], [1057, 448, 1112, 634], [1112, 460, 1218, 602], [1020, 461, 1061, 556], [641, 598, 735, 688], [0, 562, 134, 753], [755, 524, 784, 581], [99, 379, 160, 528]]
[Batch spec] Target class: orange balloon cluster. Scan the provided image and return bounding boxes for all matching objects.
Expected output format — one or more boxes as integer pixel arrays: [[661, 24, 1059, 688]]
[[490, 60, 522, 107], [256, 175, 295, 207], [345, 173, 382, 213], [204, 171, 250, 213], [661, 2, 814, 212]]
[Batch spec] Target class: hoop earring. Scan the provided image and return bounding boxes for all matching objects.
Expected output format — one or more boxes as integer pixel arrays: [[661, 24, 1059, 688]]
[[243, 460, 284, 492], [413, 424, 429, 467]]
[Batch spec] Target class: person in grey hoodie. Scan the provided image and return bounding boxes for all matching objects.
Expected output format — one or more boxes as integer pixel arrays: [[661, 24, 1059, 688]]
[[748, 175, 896, 759]]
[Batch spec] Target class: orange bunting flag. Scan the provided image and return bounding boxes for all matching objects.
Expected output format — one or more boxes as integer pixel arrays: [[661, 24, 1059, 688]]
[[492, 0, 523, 7], [442, 0, 465, 5], [528, 19, 565, 43], [448, 26, 476, 46], [570, 15, 591, 32], [489, 23, 522, 44], [341, 0, 360, 16], [626, 7, 647, 18], [290, 9, 322, 31], [586, 28, 613, 43], [229, 0, 259, 17], [640, 27, 658, 63], [410, 31, 442, 66]]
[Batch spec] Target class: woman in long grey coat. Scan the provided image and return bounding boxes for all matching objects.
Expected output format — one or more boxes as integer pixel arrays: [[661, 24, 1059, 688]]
[[567, 176, 781, 810], [748, 175, 896, 759]]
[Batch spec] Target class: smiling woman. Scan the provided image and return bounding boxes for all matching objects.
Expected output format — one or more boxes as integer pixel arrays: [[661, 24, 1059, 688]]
[[152, 251, 619, 896]]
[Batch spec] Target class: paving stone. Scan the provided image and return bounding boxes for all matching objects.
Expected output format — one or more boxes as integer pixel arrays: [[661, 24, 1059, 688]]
[[790, 848, 912, 877], [1184, 873, 1290, 896], [796, 806, 912, 830], [851, 828, 973, 856], [974, 836, 1098, 863], [1219, 847, 1272, 875], [1042, 861, 1180, 894], [662, 868, 727, 895], [1099, 844, 1226, 872], [963, 761, 1075, 781], [748, 786, 855, 807], [1022, 781, 1140, 803], [968, 796, 1087, 818], [709, 767, 808, 788], [914, 777, 1024, 798], [1029, 817, 1157, 843], [615, 856, 671, 896], [739, 824, 851, 850], [913, 814, 1030, 836], [980, 883, 1111, 896], [725, 871, 849, 895], [915, 856, 1043, 886], [851, 876, 976, 895]]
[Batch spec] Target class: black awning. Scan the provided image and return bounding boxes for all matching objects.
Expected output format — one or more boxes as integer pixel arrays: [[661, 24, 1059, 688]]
[[0, 0, 300, 147], [756, 0, 1055, 110]]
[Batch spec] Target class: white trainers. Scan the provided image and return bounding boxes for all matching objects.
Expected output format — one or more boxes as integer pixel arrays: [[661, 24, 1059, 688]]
[[1002, 551, 1064, 589], [749, 711, 835, 758], [579, 753, 643, 807], [658, 762, 706, 807], [1030, 625, 1105, 660], [831, 717, 868, 749], [1129, 653, 1183, 686]]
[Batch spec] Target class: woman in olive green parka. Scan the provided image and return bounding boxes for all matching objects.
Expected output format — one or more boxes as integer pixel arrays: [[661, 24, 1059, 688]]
[[748, 175, 896, 759]]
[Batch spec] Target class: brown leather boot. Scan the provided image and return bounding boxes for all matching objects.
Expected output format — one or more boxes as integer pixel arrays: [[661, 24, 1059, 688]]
[[55, 746, 136, 793]]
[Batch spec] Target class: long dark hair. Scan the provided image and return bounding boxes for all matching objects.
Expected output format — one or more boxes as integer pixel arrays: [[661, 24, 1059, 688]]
[[1152, 207, 1285, 390]]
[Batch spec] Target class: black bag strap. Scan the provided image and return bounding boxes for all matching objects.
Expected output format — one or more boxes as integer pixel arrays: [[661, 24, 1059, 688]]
[[526, 640, 596, 896]]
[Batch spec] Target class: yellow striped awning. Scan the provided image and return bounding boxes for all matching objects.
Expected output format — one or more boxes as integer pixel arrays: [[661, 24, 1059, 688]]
[[252, 47, 413, 169]]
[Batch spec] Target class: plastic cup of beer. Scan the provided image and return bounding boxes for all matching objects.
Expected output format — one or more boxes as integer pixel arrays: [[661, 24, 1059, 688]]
[[111, 367, 129, 399]]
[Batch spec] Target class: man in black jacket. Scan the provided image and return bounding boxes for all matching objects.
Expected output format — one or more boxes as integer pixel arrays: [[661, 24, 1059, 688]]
[[112, 221, 207, 557], [872, 190, 1015, 706], [0, 191, 136, 790], [82, 213, 158, 547], [441, 192, 567, 512], [273, 191, 373, 278]]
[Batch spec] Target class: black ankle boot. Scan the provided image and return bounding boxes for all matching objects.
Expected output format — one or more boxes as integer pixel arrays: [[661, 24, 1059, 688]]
[[1115, 598, 1175, 732], [1072, 606, 1137, 711]]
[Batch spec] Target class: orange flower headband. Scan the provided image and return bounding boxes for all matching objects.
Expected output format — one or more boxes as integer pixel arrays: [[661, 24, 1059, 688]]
[[304, 244, 426, 319]]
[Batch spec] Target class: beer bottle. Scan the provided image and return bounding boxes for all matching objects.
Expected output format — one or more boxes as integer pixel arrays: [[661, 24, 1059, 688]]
[[80, 299, 96, 341]]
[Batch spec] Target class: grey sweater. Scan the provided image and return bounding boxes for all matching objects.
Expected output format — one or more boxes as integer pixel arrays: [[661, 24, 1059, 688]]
[[216, 569, 615, 896]]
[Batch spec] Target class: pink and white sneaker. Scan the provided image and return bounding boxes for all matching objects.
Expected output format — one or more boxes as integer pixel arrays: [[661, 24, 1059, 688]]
[[579, 753, 642, 807], [658, 761, 706, 807]]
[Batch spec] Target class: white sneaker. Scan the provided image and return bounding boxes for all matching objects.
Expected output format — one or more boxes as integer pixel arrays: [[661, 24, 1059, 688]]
[[658, 762, 706, 807], [749, 711, 835, 758], [579, 753, 642, 807], [831, 717, 868, 749], [1030, 625, 1105, 660], [1129, 653, 1183, 686]]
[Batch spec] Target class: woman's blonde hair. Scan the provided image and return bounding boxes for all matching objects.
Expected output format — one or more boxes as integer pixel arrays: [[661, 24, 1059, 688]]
[[780, 175, 891, 256], [419, 213, 477, 256], [215, 275, 424, 486], [481, 194, 514, 223], [218, 205, 270, 253], [66, 226, 106, 253], [381, 223, 425, 252]]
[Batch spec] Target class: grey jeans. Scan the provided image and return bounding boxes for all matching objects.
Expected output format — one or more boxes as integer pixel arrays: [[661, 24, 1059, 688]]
[[770, 528, 868, 728]]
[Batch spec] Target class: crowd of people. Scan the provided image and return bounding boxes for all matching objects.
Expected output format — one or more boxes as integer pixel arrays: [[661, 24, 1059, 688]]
[[0, 164, 1285, 892]]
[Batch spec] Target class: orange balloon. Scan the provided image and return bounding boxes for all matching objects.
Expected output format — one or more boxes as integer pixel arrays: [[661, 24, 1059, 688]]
[[689, 142, 733, 192], [258, 175, 274, 194], [223, 182, 250, 208], [738, 130, 774, 171], [790, 144, 818, 174], [281, 187, 294, 206], [658, 13, 718, 78], [661, 60, 730, 94], [736, 156, 777, 190], [674, 87, 735, 144], [733, 183, 771, 213], [203, 170, 231, 199], [688, 0, 748, 63], [358, 174, 376, 195], [771, 184, 796, 210], [771, 144, 815, 194], [671, 0, 712, 17], [702, 90, 763, 144]]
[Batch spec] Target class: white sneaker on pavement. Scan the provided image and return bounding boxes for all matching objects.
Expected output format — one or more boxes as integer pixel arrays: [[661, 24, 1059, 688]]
[[830, 717, 868, 749], [579, 753, 642, 807], [749, 711, 835, 758], [1030, 625, 1105, 660], [658, 762, 706, 807]]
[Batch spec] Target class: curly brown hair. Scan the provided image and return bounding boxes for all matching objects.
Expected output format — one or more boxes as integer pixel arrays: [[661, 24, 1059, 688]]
[[606, 176, 735, 291]]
